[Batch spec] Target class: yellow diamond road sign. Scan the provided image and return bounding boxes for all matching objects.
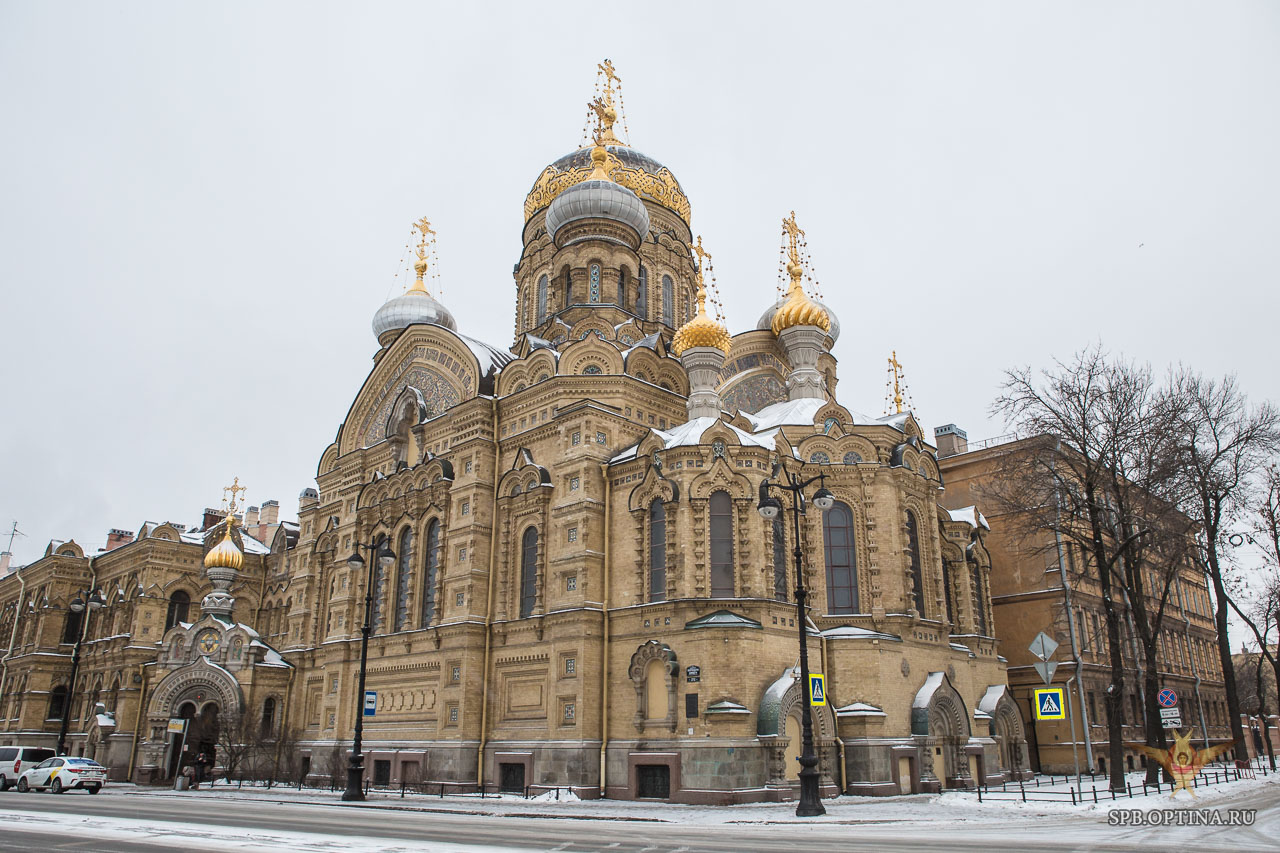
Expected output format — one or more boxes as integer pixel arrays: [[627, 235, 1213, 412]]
[[1034, 687, 1066, 720]]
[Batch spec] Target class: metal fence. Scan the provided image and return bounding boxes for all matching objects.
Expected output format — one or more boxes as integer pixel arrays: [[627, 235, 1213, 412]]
[[975, 761, 1261, 804]]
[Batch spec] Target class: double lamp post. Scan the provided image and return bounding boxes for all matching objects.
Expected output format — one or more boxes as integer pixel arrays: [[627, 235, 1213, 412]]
[[56, 583, 107, 756], [758, 461, 835, 818]]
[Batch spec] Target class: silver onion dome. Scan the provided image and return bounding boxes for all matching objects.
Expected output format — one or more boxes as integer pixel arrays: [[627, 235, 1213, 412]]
[[545, 178, 650, 243], [757, 294, 841, 342], [372, 288, 458, 342]]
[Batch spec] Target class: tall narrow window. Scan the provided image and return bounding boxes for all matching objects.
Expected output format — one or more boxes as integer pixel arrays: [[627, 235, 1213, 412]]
[[589, 263, 601, 302], [563, 268, 572, 305], [370, 535, 387, 633], [536, 275, 548, 323], [393, 528, 413, 632], [661, 275, 673, 325], [637, 266, 648, 319], [709, 491, 734, 598], [421, 519, 440, 628], [773, 515, 788, 602], [971, 560, 988, 635], [61, 609, 84, 645], [617, 270, 626, 305], [941, 556, 955, 624], [649, 499, 667, 602], [520, 526, 539, 618], [47, 685, 68, 721], [824, 501, 858, 614], [164, 591, 190, 633], [905, 511, 925, 615], [261, 697, 276, 735]]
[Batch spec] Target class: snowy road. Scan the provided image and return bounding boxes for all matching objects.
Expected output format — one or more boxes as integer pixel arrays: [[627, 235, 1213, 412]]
[[0, 778, 1274, 852]]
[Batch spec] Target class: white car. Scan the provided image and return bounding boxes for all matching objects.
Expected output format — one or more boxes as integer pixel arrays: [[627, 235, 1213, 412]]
[[16, 756, 106, 794]]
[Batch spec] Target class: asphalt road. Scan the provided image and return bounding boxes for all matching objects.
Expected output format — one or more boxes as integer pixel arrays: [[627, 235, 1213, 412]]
[[0, 783, 1275, 853]]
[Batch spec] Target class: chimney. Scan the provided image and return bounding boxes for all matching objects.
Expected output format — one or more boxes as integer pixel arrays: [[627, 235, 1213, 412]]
[[245, 506, 260, 529], [0, 552, 11, 576], [202, 507, 226, 530], [934, 424, 969, 458], [259, 500, 279, 526], [104, 529, 135, 551]]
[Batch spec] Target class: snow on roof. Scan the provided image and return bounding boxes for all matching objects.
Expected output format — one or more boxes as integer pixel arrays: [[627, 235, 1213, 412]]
[[250, 638, 290, 667], [947, 506, 990, 530], [455, 332, 515, 372], [821, 625, 901, 642], [705, 700, 751, 714], [178, 529, 270, 555], [609, 418, 776, 464], [835, 702, 886, 717], [741, 398, 825, 431], [877, 411, 912, 431]]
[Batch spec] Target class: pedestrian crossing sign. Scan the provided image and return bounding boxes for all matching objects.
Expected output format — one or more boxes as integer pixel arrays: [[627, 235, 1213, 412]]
[[809, 674, 826, 706], [1034, 687, 1066, 720]]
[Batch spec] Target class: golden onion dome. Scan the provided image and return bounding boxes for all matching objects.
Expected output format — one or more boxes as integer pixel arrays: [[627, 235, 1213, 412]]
[[770, 260, 831, 336], [672, 282, 731, 356], [204, 525, 244, 571]]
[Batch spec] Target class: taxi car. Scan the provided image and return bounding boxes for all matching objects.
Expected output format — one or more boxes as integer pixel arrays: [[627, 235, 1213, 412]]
[[15, 756, 106, 793]]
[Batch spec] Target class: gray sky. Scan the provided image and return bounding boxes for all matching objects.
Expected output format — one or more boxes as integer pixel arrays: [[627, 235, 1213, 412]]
[[2, 1, 1278, 571]]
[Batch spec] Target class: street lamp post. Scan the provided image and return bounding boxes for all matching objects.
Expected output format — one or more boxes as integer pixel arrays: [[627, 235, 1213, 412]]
[[758, 462, 835, 817], [341, 537, 396, 802], [56, 584, 106, 756]]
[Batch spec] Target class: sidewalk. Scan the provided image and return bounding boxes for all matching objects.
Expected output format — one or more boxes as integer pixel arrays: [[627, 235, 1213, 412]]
[[110, 767, 1279, 826]]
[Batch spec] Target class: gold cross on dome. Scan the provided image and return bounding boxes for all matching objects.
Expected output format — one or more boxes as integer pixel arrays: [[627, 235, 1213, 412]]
[[413, 216, 435, 261], [223, 477, 247, 517], [598, 59, 621, 90], [692, 235, 712, 273], [782, 211, 805, 265]]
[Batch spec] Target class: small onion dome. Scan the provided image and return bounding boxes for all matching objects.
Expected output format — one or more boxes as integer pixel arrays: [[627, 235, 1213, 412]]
[[770, 261, 831, 336], [757, 294, 840, 342], [545, 146, 650, 242], [672, 284, 731, 356], [204, 527, 244, 571], [372, 263, 457, 343]]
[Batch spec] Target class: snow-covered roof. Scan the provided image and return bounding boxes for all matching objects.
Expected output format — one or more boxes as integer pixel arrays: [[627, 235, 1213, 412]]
[[705, 700, 751, 715], [250, 638, 290, 667], [877, 411, 913, 431], [947, 506, 990, 530], [609, 417, 776, 464], [455, 332, 515, 373], [178, 529, 270, 555], [821, 625, 901, 642], [835, 701, 886, 718], [741, 398, 826, 431]]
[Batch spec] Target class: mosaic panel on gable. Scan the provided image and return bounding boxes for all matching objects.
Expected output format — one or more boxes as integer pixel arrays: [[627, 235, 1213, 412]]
[[720, 373, 787, 415], [362, 366, 462, 447]]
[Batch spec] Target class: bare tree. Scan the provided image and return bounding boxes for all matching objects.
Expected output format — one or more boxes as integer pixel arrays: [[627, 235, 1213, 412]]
[[990, 346, 1181, 791], [1169, 371, 1280, 762], [214, 711, 257, 783]]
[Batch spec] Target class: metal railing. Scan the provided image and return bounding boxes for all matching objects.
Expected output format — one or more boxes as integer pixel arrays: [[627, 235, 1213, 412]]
[[975, 761, 1260, 804]]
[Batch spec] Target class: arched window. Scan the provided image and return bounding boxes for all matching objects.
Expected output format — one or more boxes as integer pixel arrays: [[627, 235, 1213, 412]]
[[536, 274, 548, 323], [589, 263, 601, 302], [421, 519, 440, 628], [261, 697, 276, 735], [661, 275, 673, 325], [164, 591, 190, 633], [393, 528, 413, 632], [636, 266, 648, 319], [906, 511, 926, 615], [520, 527, 539, 618], [649, 499, 666, 602], [617, 269, 626, 305], [971, 560, 988, 635], [809, 451, 830, 464], [563, 267, 572, 305], [709, 491, 734, 598], [824, 501, 858, 614], [370, 535, 387, 633], [773, 515, 788, 602], [843, 451, 862, 465], [61, 608, 84, 645], [47, 685, 68, 721]]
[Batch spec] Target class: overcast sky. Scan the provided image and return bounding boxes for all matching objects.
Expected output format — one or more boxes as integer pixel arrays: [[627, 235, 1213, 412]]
[[2, 1, 1278, 571]]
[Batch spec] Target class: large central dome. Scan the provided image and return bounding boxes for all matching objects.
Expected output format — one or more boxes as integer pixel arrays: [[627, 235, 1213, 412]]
[[524, 144, 691, 225]]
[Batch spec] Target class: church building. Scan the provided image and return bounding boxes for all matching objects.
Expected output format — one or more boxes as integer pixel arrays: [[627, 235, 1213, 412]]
[[0, 63, 1028, 803]]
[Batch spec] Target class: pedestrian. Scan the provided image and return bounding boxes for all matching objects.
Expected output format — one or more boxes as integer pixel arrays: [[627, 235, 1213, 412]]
[[196, 752, 208, 785], [182, 764, 197, 791]]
